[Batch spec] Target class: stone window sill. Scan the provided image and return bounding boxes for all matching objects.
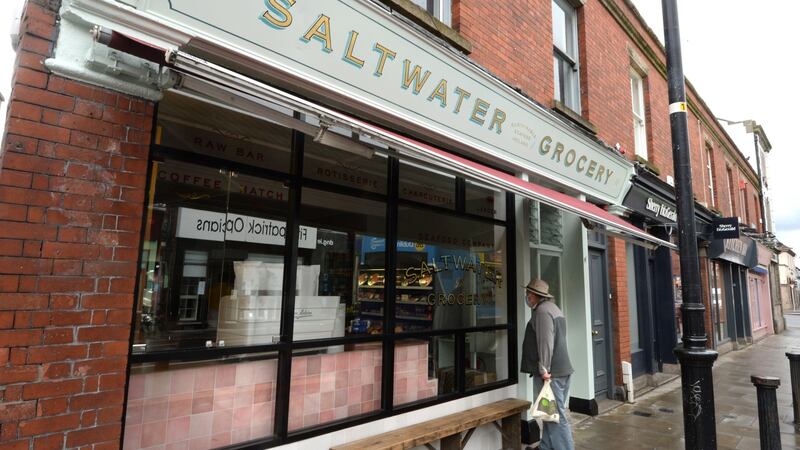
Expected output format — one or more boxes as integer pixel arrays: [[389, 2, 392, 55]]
[[551, 100, 598, 135], [376, 0, 472, 54]]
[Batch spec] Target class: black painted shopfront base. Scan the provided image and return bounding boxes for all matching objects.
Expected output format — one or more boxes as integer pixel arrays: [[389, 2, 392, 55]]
[[569, 396, 599, 416], [521, 419, 539, 445]]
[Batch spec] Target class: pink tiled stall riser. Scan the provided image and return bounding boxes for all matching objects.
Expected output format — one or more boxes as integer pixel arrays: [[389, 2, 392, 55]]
[[124, 359, 277, 450]]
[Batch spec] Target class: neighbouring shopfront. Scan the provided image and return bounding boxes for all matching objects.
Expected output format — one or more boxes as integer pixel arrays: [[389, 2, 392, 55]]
[[621, 171, 679, 377], [35, 0, 672, 448], [708, 235, 758, 349], [748, 242, 774, 341]]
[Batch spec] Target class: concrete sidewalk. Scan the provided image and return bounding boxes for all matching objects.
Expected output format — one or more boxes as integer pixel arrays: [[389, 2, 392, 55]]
[[569, 329, 800, 449]]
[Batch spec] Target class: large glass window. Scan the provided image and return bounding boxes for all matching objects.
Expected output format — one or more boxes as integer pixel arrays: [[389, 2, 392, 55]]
[[394, 206, 508, 332], [131, 90, 515, 449], [295, 189, 386, 339], [552, 0, 581, 112]]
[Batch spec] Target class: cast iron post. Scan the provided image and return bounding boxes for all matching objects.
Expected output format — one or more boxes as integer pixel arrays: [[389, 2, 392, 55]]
[[786, 351, 800, 430], [661, 1, 719, 448], [751, 375, 781, 449]]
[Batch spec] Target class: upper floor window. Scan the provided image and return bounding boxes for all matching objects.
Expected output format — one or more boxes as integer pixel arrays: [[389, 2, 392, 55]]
[[552, 0, 581, 113], [410, 0, 452, 26], [705, 145, 716, 207], [630, 70, 648, 160], [725, 166, 736, 216]]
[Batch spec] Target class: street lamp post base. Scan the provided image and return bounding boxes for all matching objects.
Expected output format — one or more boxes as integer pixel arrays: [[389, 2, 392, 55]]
[[674, 346, 719, 450]]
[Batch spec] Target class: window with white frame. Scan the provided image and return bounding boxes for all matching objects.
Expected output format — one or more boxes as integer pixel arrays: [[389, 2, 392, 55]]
[[630, 70, 648, 160], [410, 0, 452, 26], [552, 0, 581, 112], [705, 145, 716, 207]]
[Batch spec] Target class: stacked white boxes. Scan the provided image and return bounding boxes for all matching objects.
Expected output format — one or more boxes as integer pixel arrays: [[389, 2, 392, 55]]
[[217, 262, 343, 345]]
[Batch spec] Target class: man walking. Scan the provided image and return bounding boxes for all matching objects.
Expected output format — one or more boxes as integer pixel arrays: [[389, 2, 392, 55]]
[[521, 279, 574, 450]]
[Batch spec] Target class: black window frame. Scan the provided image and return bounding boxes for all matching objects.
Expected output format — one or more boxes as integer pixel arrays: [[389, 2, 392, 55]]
[[124, 112, 518, 449]]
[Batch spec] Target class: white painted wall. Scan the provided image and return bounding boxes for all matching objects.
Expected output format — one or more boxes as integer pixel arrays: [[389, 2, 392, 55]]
[[561, 210, 593, 400]]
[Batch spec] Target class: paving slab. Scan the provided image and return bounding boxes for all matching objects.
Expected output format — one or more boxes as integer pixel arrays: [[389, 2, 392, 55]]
[[549, 329, 800, 449]]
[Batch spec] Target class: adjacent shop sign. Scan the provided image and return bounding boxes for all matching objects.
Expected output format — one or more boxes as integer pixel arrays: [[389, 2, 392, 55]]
[[111, 0, 634, 204], [622, 186, 677, 223], [176, 207, 317, 249], [708, 235, 757, 268], [712, 217, 740, 240]]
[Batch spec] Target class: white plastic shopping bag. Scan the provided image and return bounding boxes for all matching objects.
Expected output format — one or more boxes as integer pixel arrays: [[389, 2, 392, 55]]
[[530, 379, 560, 422]]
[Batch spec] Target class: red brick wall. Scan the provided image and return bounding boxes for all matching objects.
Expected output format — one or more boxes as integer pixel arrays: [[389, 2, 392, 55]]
[[0, 2, 153, 449], [453, 0, 554, 107], [606, 237, 629, 386]]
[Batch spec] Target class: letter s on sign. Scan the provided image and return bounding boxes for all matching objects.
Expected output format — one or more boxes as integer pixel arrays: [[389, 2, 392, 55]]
[[261, 0, 296, 29]]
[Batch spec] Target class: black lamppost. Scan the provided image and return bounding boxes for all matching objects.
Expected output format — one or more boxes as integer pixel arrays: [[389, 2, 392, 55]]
[[661, 1, 719, 449]]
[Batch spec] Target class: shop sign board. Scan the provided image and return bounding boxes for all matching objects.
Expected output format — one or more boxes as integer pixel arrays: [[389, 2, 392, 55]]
[[107, 0, 634, 204], [712, 217, 740, 240], [708, 235, 757, 268], [622, 186, 677, 223], [176, 207, 317, 249]]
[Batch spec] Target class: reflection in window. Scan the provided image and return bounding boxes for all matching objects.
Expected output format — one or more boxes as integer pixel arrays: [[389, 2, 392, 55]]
[[135, 159, 291, 352], [399, 161, 455, 210], [392, 206, 507, 332], [466, 329, 508, 389], [465, 180, 506, 220]]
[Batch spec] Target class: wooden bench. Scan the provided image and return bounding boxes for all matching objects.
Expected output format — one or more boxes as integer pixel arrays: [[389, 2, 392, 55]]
[[331, 398, 531, 450]]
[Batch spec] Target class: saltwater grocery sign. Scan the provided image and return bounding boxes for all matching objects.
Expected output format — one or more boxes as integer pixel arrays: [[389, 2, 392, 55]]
[[125, 0, 633, 203]]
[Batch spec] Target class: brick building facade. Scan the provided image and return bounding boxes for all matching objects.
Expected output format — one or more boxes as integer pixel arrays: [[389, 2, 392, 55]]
[[0, 0, 766, 449]]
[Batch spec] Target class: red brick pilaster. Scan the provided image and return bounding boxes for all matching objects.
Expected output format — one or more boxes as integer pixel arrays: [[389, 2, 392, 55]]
[[0, 1, 153, 448], [606, 237, 630, 386]]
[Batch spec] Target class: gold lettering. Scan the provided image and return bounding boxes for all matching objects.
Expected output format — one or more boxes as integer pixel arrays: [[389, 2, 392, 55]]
[[428, 79, 448, 107], [576, 155, 587, 172], [539, 136, 553, 156], [489, 109, 506, 134], [470, 98, 490, 125], [453, 87, 471, 113], [260, 0, 295, 28], [401, 60, 432, 94], [373, 43, 396, 76], [343, 31, 365, 67], [586, 160, 598, 178], [302, 14, 333, 53], [552, 143, 565, 162]]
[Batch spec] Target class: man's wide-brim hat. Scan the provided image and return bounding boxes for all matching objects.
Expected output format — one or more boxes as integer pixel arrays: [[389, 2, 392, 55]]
[[525, 279, 554, 298]]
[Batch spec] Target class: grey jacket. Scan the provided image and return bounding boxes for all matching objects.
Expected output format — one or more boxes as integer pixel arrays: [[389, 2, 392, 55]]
[[521, 300, 574, 377]]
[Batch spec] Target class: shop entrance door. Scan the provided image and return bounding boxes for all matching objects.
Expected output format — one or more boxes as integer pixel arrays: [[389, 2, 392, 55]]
[[589, 248, 610, 398]]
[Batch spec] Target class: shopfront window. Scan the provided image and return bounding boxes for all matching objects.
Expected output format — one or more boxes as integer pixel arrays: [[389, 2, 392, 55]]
[[465, 329, 509, 389], [130, 91, 516, 449], [399, 161, 455, 209], [711, 262, 730, 343], [297, 189, 386, 339], [395, 206, 508, 331], [465, 180, 506, 220]]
